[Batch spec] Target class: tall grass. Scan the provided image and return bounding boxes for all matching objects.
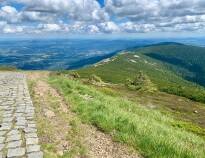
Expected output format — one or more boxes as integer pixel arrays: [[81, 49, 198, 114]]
[[49, 76, 205, 158]]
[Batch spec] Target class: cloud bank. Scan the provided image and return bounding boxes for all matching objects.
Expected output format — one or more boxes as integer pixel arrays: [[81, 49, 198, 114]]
[[0, 0, 205, 34]]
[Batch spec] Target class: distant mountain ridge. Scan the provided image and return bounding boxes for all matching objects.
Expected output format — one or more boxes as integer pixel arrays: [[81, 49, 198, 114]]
[[126, 42, 185, 51], [77, 42, 205, 103]]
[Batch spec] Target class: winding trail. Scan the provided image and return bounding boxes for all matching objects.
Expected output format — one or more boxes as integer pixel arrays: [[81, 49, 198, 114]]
[[0, 72, 43, 158]]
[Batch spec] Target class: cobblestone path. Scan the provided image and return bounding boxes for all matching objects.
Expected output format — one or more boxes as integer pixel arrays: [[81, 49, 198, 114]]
[[0, 73, 43, 158]]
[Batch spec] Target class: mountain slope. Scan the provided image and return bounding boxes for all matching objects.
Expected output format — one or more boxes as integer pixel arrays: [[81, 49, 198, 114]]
[[139, 43, 205, 86], [77, 43, 205, 103], [49, 74, 205, 158]]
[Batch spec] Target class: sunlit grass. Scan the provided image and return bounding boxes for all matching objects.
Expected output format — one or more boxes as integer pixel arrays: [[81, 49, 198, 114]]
[[49, 76, 205, 158]]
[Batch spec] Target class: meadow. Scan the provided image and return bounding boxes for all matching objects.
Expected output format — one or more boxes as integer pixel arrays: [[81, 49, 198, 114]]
[[49, 75, 205, 158]]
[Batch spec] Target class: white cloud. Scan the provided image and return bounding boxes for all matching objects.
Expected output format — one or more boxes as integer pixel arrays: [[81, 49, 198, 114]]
[[22, 11, 56, 22], [105, 0, 205, 32], [37, 23, 61, 32], [121, 22, 156, 33], [98, 21, 120, 33], [2, 25, 24, 33], [1, 0, 205, 34], [0, 6, 21, 23], [87, 25, 100, 33], [0, 20, 24, 34], [16, 0, 109, 22]]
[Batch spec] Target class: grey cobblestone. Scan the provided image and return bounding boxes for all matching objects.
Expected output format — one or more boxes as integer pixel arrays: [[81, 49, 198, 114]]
[[7, 147, 25, 157], [27, 151, 43, 158], [0, 137, 5, 144], [25, 133, 38, 138], [0, 144, 4, 151], [7, 134, 22, 142], [0, 72, 43, 158], [26, 138, 39, 145], [26, 145, 41, 153], [7, 140, 22, 148]]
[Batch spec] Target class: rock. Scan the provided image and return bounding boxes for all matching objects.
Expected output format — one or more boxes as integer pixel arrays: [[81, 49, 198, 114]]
[[0, 131, 6, 137], [7, 134, 21, 142], [7, 147, 25, 157], [28, 151, 43, 158], [44, 109, 55, 118], [194, 110, 198, 114], [7, 140, 22, 148], [26, 138, 39, 145], [0, 137, 5, 144], [7, 129, 20, 136], [27, 145, 41, 153], [0, 144, 4, 150], [25, 133, 38, 138], [24, 127, 37, 133]]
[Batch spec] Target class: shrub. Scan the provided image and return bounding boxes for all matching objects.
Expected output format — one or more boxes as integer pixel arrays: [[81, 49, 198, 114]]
[[69, 72, 80, 79], [126, 71, 157, 92], [88, 74, 103, 84]]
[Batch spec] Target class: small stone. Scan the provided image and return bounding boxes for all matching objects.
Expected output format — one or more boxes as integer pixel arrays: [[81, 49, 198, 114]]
[[7, 140, 22, 148], [25, 133, 38, 138], [28, 151, 43, 158], [0, 125, 11, 131], [7, 134, 21, 142], [28, 124, 36, 128], [44, 109, 55, 118], [7, 147, 25, 157], [2, 117, 13, 123], [24, 128, 37, 133], [26, 138, 39, 145], [27, 145, 41, 153], [194, 110, 198, 114], [0, 131, 6, 136], [0, 137, 4, 144], [0, 144, 4, 151], [7, 129, 20, 136], [16, 119, 26, 126]]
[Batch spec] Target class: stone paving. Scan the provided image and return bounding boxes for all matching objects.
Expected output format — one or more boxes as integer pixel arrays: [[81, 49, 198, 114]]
[[0, 72, 43, 158]]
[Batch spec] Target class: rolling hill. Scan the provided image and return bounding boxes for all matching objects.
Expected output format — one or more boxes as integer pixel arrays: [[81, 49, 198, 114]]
[[76, 43, 205, 103]]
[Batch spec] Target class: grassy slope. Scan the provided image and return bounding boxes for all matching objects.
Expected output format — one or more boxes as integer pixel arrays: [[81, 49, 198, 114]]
[[0, 66, 17, 71], [49, 75, 205, 158], [140, 43, 205, 86], [77, 43, 205, 103]]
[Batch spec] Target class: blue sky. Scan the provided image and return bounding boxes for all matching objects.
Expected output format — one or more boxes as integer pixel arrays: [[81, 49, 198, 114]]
[[97, 0, 104, 7], [0, 0, 205, 37]]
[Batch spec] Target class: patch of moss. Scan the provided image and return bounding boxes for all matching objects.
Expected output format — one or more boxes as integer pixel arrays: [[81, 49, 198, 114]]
[[172, 120, 205, 138]]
